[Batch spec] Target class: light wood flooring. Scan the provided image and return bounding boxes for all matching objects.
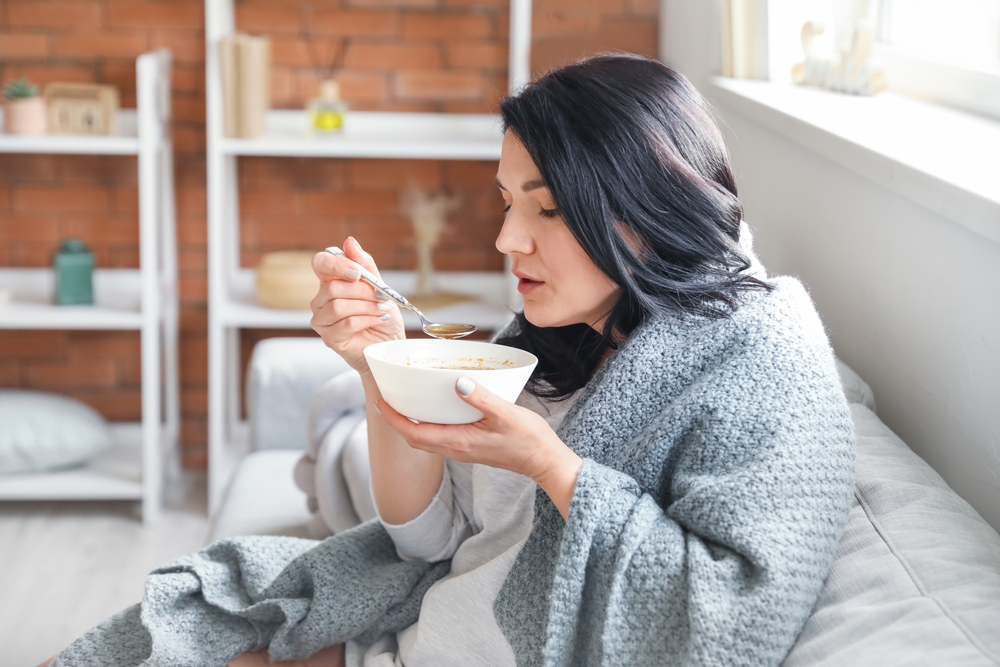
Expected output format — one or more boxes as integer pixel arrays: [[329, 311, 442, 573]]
[[0, 472, 210, 667]]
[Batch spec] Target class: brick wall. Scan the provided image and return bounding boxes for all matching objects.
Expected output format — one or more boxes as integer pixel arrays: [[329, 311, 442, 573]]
[[0, 0, 657, 468]]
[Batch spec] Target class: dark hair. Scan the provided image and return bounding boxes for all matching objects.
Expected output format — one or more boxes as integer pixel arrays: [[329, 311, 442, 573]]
[[496, 54, 769, 399]]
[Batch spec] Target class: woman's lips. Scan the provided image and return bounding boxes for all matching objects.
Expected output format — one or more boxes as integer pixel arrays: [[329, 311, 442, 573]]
[[517, 277, 542, 294]]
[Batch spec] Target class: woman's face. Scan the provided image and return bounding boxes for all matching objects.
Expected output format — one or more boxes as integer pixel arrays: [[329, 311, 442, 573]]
[[495, 132, 620, 332]]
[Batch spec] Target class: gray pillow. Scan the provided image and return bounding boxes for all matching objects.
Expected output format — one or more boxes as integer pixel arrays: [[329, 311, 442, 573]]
[[0, 389, 112, 474]]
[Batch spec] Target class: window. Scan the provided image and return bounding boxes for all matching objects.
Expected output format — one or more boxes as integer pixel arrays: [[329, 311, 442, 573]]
[[765, 0, 1000, 119]]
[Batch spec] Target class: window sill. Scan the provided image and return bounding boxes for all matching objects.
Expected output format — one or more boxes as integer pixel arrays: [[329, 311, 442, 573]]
[[706, 77, 1000, 246]]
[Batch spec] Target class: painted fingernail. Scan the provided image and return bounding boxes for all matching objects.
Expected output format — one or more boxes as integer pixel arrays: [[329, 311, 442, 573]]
[[372, 401, 382, 416], [456, 377, 474, 396], [379, 313, 391, 321], [343, 267, 360, 281], [374, 289, 389, 301], [377, 301, 392, 311]]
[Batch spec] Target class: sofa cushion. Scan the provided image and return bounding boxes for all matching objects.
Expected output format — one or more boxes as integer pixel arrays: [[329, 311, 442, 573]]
[[782, 404, 1000, 666], [208, 450, 313, 542], [246, 337, 350, 451], [834, 358, 876, 412]]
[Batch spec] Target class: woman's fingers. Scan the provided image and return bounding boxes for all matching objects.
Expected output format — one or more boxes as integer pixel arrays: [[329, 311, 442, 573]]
[[454, 377, 509, 419], [343, 236, 382, 279]]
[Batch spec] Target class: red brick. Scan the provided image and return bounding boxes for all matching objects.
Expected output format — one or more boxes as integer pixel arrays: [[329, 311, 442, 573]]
[[180, 335, 208, 385], [171, 96, 205, 123], [179, 275, 207, 304], [443, 0, 507, 8], [180, 387, 208, 416], [57, 215, 138, 244], [55, 155, 136, 185], [344, 42, 442, 70], [26, 359, 118, 389], [67, 331, 142, 359], [78, 389, 142, 420], [533, 11, 599, 39], [241, 218, 348, 249], [177, 211, 207, 247], [402, 13, 492, 39], [98, 60, 137, 97], [109, 246, 140, 267], [0, 361, 20, 385], [299, 190, 400, 216], [0, 33, 51, 59], [347, 159, 443, 190], [6, 2, 101, 29], [326, 70, 387, 104], [0, 215, 58, 242], [173, 125, 205, 153], [3, 63, 96, 86], [239, 156, 346, 191], [235, 5, 302, 34], [625, 0, 658, 17], [0, 330, 67, 359], [597, 19, 658, 55], [106, 1, 204, 30], [178, 247, 206, 273], [55, 32, 149, 59], [171, 65, 204, 94], [445, 40, 508, 69], [443, 160, 499, 187], [393, 70, 484, 102], [0, 154, 57, 183], [310, 9, 400, 37], [150, 31, 205, 64], [239, 189, 295, 214], [270, 35, 314, 68], [345, 0, 438, 9], [0, 186, 10, 211], [111, 187, 139, 215], [13, 186, 108, 214]]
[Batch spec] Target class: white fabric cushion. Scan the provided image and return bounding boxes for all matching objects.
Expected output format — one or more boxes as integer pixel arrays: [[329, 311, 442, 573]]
[[834, 358, 877, 412], [208, 450, 313, 542], [782, 404, 1000, 666], [246, 337, 351, 451], [0, 389, 112, 474]]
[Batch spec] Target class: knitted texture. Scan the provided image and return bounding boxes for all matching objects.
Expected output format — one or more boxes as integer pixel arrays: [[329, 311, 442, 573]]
[[51, 276, 853, 667], [495, 276, 855, 666]]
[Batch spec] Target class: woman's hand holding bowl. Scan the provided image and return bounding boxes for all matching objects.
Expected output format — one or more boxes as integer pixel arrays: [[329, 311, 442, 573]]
[[310, 237, 405, 377], [375, 378, 584, 520]]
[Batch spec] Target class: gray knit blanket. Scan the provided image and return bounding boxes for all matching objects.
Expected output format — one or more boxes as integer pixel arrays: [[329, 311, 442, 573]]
[[52, 276, 854, 667]]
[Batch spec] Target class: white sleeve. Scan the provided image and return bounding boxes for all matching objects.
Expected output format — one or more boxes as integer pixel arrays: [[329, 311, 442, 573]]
[[379, 461, 474, 562]]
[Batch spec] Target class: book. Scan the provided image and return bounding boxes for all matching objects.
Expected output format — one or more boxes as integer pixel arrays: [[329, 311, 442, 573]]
[[219, 33, 271, 138]]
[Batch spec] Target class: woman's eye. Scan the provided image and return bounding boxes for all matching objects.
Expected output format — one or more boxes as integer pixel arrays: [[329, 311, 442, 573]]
[[503, 204, 511, 213], [539, 207, 560, 218]]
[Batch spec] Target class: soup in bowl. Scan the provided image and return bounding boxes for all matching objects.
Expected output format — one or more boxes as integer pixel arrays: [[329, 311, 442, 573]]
[[363, 339, 538, 424]]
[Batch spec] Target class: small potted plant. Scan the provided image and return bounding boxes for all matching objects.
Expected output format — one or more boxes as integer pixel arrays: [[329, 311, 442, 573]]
[[3, 77, 46, 136]]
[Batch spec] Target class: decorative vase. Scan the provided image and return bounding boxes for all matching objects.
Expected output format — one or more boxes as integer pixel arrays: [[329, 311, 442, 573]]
[[3, 96, 46, 135], [54, 238, 94, 305]]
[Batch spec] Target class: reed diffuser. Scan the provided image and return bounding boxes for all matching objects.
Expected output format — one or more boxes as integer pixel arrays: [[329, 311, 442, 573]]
[[301, 9, 347, 134]]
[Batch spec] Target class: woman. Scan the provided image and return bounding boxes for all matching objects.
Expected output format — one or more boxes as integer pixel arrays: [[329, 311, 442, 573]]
[[47, 55, 854, 667]]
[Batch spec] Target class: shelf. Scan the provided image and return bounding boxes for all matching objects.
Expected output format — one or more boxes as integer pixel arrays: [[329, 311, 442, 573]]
[[0, 423, 144, 500], [220, 268, 514, 331], [0, 110, 139, 155], [0, 269, 143, 330], [220, 110, 504, 160]]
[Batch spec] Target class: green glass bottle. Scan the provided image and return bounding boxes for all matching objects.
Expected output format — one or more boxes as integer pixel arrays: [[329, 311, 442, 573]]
[[53, 238, 94, 305]]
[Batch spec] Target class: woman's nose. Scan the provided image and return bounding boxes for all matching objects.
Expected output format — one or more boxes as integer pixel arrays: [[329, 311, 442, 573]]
[[495, 212, 532, 256]]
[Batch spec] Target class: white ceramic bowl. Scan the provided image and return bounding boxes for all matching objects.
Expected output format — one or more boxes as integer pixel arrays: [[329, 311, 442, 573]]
[[364, 339, 538, 424]]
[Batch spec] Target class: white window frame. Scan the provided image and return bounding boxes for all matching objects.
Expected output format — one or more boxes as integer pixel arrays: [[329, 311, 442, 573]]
[[873, 1, 1000, 119]]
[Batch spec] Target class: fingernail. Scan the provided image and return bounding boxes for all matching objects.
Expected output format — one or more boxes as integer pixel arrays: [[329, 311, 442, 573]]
[[379, 313, 391, 321], [343, 267, 360, 281], [374, 289, 389, 301], [377, 301, 392, 311], [372, 401, 382, 416], [456, 377, 474, 396]]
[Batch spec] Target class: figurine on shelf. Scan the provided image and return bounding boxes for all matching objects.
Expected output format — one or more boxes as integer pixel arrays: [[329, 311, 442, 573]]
[[791, 0, 887, 96], [2, 77, 46, 136], [401, 186, 465, 309], [53, 238, 95, 306], [302, 8, 347, 134]]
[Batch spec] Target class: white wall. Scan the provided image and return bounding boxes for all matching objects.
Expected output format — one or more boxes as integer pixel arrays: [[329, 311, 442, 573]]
[[661, 0, 1000, 531]]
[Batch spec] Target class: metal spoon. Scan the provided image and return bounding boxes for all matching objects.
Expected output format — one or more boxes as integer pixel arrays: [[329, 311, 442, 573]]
[[325, 246, 477, 340]]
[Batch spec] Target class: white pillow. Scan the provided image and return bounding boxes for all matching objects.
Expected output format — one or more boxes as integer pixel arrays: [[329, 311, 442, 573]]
[[0, 390, 113, 474]]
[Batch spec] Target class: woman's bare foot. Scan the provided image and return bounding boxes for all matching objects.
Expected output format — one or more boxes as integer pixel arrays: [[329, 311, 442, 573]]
[[227, 644, 345, 667]]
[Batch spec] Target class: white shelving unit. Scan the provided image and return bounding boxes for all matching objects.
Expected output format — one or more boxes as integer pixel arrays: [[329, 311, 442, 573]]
[[0, 50, 180, 523], [205, 0, 533, 512]]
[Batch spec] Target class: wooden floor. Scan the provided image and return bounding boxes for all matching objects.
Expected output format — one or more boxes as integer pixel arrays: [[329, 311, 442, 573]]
[[0, 472, 210, 667]]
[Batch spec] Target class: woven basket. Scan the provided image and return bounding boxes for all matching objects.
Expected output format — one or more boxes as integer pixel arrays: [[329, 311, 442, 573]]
[[256, 251, 318, 310]]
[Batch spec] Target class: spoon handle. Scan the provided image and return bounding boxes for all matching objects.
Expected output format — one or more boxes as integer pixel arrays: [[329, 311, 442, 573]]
[[324, 246, 418, 314]]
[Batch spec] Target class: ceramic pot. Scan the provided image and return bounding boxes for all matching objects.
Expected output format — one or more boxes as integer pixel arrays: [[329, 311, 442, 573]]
[[3, 96, 47, 135]]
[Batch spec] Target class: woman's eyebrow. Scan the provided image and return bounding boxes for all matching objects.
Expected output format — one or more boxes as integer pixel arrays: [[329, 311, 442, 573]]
[[493, 176, 547, 192]]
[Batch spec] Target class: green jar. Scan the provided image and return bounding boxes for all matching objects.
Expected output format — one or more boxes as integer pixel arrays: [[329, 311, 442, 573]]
[[53, 238, 94, 305]]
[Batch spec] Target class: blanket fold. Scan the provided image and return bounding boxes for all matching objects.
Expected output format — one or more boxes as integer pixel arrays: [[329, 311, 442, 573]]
[[52, 523, 448, 667]]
